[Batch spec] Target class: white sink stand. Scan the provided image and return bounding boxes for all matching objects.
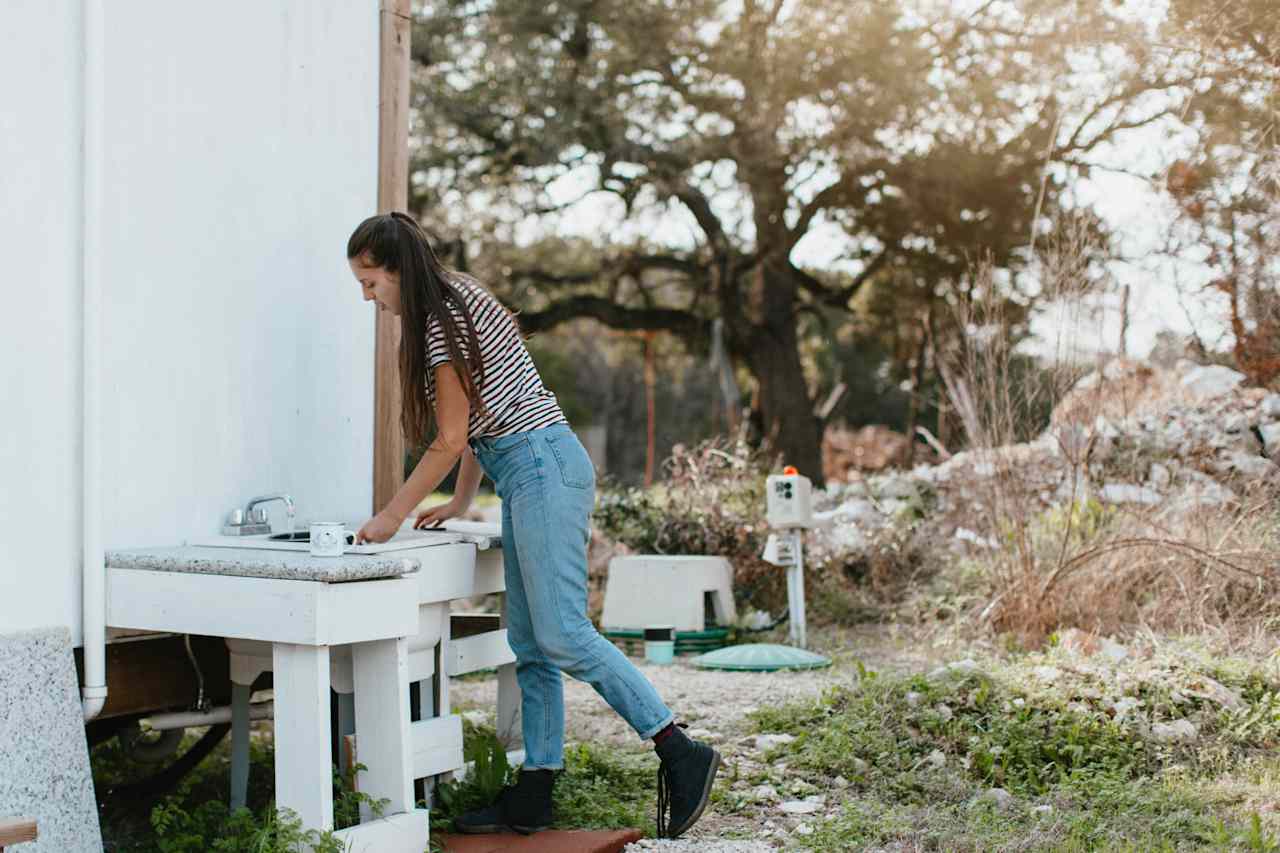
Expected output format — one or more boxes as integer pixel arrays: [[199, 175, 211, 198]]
[[106, 540, 521, 851]]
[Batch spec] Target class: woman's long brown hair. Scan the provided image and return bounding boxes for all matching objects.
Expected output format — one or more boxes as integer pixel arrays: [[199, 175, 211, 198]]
[[347, 212, 486, 444]]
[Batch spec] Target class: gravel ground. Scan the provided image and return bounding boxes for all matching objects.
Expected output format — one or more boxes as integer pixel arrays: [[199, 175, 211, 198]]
[[450, 624, 949, 850], [623, 839, 777, 853]]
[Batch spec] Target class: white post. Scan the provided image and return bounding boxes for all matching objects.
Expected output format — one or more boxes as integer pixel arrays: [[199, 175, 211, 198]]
[[787, 529, 807, 649], [80, 0, 108, 722], [272, 643, 334, 834], [229, 682, 252, 811], [352, 637, 413, 822]]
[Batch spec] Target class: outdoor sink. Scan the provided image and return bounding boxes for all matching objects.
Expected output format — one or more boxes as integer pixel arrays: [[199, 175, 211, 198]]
[[268, 530, 351, 544], [188, 528, 467, 555]]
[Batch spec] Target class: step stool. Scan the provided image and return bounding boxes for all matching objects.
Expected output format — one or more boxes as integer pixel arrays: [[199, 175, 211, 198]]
[[601, 555, 736, 633]]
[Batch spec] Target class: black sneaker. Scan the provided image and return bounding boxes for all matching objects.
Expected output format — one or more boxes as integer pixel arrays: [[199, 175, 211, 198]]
[[453, 768, 555, 835], [655, 725, 721, 839]]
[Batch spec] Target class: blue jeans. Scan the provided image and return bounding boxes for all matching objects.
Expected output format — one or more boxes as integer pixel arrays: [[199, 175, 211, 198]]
[[469, 423, 674, 770]]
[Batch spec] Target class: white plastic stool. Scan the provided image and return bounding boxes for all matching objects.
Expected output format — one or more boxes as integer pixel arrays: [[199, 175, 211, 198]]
[[601, 556, 736, 632]]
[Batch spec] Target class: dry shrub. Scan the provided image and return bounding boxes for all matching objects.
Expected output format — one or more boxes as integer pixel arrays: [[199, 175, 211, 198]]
[[593, 432, 790, 613], [997, 487, 1280, 641], [933, 216, 1127, 641], [807, 520, 946, 624], [937, 213, 1280, 644], [823, 423, 945, 482]]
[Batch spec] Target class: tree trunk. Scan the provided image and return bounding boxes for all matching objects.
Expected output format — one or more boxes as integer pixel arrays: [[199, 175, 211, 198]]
[[743, 305, 824, 485]]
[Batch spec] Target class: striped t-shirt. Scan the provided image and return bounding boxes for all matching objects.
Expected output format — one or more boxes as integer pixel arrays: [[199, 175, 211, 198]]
[[424, 274, 567, 438]]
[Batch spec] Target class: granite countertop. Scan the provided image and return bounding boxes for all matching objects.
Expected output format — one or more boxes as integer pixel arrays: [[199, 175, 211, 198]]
[[106, 546, 420, 583]]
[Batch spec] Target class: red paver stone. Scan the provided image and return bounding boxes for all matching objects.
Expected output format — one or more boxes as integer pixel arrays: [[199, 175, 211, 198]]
[[437, 829, 645, 853]]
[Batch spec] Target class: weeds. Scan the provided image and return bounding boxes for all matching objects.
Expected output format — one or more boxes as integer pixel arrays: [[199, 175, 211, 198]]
[[429, 723, 655, 839], [749, 646, 1280, 850], [96, 731, 387, 853]]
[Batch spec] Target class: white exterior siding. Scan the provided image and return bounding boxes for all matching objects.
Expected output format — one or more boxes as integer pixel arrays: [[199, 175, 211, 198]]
[[0, 2, 381, 645]]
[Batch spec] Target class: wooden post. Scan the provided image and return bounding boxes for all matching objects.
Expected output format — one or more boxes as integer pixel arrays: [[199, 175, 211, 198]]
[[0, 818, 37, 851], [374, 0, 412, 512], [643, 332, 656, 487]]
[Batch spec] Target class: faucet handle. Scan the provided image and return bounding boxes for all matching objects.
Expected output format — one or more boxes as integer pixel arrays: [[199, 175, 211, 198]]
[[227, 508, 246, 526], [251, 508, 269, 524]]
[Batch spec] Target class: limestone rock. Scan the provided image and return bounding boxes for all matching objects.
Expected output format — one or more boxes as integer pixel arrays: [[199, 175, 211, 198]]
[[1179, 365, 1245, 402], [1152, 719, 1198, 743]]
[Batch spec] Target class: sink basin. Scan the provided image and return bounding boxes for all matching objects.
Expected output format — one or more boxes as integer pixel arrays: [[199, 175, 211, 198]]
[[268, 530, 353, 544], [189, 528, 466, 555], [188, 520, 502, 555]]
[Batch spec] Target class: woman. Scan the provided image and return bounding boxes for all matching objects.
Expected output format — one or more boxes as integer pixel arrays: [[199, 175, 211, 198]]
[[348, 212, 720, 839]]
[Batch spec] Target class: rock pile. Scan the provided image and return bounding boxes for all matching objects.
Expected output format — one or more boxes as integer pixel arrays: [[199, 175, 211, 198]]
[[811, 358, 1280, 558]]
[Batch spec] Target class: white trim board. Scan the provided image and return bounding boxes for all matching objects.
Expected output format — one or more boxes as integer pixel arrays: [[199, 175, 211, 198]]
[[106, 569, 419, 645]]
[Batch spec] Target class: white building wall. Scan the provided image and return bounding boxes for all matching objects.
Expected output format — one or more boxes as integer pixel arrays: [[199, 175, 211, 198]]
[[0, 2, 381, 645], [0, 2, 85, 642]]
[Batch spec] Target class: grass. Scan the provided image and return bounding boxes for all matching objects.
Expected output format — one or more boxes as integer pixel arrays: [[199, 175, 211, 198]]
[[742, 642, 1280, 851]]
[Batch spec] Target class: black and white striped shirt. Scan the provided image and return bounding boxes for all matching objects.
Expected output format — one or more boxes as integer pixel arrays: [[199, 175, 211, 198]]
[[425, 274, 567, 438]]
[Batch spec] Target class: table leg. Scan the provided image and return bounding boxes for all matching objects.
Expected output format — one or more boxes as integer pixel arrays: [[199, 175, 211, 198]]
[[272, 643, 333, 834], [229, 681, 252, 811], [352, 637, 413, 822]]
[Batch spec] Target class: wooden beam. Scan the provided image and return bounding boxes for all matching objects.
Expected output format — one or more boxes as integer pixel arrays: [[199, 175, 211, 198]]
[[75, 634, 231, 721], [0, 818, 37, 850], [450, 612, 501, 639], [374, 0, 412, 512]]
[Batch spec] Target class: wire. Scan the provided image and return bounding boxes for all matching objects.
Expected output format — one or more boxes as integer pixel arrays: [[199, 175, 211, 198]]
[[183, 634, 207, 712]]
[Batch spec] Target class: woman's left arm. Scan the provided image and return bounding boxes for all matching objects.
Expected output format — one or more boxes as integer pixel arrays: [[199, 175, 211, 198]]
[[356, 365, 471, 544]]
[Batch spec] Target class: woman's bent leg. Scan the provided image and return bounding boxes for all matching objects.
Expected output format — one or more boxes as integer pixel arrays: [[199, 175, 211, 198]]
[[501, 497, 567, 769], [506, 431, 674, 740]]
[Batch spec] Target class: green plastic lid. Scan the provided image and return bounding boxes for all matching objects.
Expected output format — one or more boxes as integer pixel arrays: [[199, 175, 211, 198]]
[[690, 643, 832, 671]]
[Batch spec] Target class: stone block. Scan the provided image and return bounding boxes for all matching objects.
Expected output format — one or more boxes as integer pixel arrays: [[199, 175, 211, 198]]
[[0, 628, 103, 853]]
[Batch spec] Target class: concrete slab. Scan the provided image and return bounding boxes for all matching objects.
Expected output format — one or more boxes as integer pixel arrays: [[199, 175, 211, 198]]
[[0, 627, 103, 853], [438, 829, 645, 853]]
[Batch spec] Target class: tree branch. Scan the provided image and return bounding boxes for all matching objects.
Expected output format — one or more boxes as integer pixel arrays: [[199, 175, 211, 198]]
[[518, 295, 709, 347], [792, 250, 890, 307]]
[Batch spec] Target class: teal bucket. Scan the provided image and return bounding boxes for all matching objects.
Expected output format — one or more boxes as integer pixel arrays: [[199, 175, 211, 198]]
[[643, 626, 675, 664]]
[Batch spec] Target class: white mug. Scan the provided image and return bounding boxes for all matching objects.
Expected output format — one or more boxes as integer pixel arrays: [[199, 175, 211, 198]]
[[310, 521, 354, 557]]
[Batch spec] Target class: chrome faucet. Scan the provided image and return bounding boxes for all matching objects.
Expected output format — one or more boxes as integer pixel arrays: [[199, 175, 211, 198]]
[[244, 493, 296, 522], [222, 493, 296, 536]]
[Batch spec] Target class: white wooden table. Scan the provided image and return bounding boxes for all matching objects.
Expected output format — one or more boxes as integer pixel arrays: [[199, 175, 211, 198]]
[[106, 532, 519, 852]]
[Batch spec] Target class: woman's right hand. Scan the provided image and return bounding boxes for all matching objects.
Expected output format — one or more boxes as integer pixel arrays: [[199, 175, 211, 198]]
[[413, 498, 466, 529]]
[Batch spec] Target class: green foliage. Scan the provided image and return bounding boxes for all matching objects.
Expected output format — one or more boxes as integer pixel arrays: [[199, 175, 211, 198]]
[[429, 724, 654, 837], [1021, 496, 1116, 551], [749, 651, 1280, 850], [524, 336, 597, 428], [549, 744, 653, 832], [430, 723, 517, 835], [147, 762, 385, 853], [94, 729, 389, 853], [149, 802, 345, 853]]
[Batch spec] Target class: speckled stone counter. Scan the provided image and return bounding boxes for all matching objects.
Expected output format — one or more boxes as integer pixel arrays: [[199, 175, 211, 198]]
[[0, 627, 105, 853], [106, 546, 419, 583]]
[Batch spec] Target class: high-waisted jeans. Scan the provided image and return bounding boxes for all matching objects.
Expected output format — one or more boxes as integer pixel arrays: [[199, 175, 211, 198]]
[[469, 423, 674, 770]]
